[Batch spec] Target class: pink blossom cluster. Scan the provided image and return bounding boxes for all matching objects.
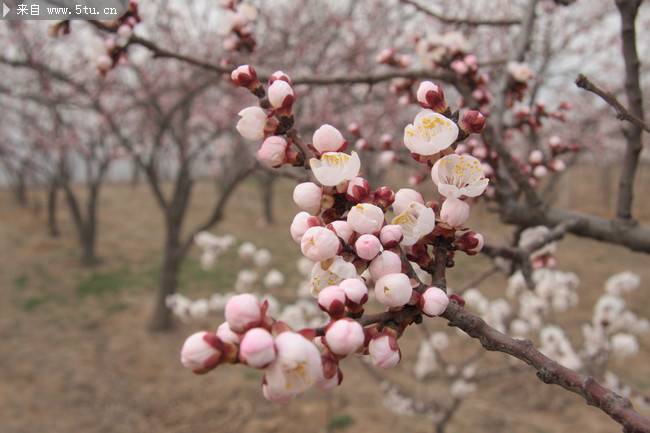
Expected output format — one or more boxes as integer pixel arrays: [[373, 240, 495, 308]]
[[96, 0, 141, 75], [219, 0, 258, 53], [180, 68, 492, 402]]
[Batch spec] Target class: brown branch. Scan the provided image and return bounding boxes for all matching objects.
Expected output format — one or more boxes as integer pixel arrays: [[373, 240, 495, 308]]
[[400, 0, 521, 26], [575, 74, 649, 133]]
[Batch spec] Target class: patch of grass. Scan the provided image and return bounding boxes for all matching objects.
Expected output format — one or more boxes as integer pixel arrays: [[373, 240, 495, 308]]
[[21, 295, 50, 312], [243, 370, 262, 381], [327, 414, 354, 431], [76, 268, 135, 298], [13, 274, 29, 291]]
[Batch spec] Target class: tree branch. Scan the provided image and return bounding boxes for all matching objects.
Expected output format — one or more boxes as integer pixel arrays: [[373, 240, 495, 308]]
[[399, 0, 521, 26]]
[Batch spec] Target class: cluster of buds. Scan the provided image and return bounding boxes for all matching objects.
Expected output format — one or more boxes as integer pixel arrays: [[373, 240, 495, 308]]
[[219, 0, 257, 53], [506, 61, 535, 105], [375, 48, 412, 68], [512, 101, 572, 131], [96, 0, 141, 75], [345, 123, 402, 170], [180, 69, 493, 402], [512, 135, 579, 187]]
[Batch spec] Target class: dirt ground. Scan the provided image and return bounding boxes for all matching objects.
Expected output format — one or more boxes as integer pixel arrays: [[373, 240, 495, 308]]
[[1, 164, 649, 433]]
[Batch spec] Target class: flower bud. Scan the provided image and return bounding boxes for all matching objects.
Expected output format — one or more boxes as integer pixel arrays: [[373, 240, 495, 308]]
[[236, 106, 267, 141], [318, 285, 346, 317], [257, 136, 288, 167], [550, 159, 566, 172], [231, 64, 257, 87], [339, 278, 368, 306], [355, 138, 370, 151], [346, 177, 370, 203], [533, 165, 548, 179], [355, 234, 382, 261], [373, 186, 395, 208], [379, 225, 403, 248], [290, 211, 320, 243], [301, 226, 340, 261], [180, 331, 223, 373], [347, 122, 360, 136], [451, 59, 469, 75], [420, 286, 449, 316], [293, 182, 323, 215], [460, 110, 487, 134], [268, 70, 292, 85], [374, 273, 412, 307], [313, 124, 347, 154], [240, 328, 276, 368], [456, 231, 484, 255], [368, 334, 400, 368], [416, 81, 446, 112], [268, 79, 295, 109], [216, 322, 240, 345], [324, 319, 365, 356], [368, 250, 402, 281], [97, 54, 113, 73], [440, 197, 470, 228], [329, 220, 354, 244], [117, 24, 133, 39], [528, 150, 544, 165], [347, 203, 385, 234], [224, 293, 262, 333]]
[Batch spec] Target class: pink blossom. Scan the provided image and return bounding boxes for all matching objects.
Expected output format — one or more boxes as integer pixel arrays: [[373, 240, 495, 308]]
[[550, 159, 566, 172], [312, 124, 346, 153], [310, 151, 361, 186], [529, 150, 544, 165], [368, 334, 400, 368], [339, 278, 368, 305], [451, 59, 469, 75], [377, 150, 396, 169], [290, 211, 320, 243], [471, 145, 488, 159], [97, 54, 113, 72], [318, 285, 347, 317], [460, 110, 487, 134], [379, 225, 404, 248], [224, 293, 262, 333], [268, 70, 292, 85], [301, 226, 340, 261], [236, 106, 267, 141], [420, 286, 449, 316], [180, 331, 222, 373], [268, 79, 295, 109], [369, 251, 402, 281], [329, 220, 354, 244], [325, 319, 365, 356], [231, 64, 257, 87], [393, 188, 424, 215], [257, 136, 288, 167], [374, 273, 413, 307], [347, 203, 385, 234], [432, 154, 489, 199], [240, 328, 276, 368], [263, 332, 322, 401], [533, 165, 548, 179], [416, 81, 446, 112], [293, 182, 323, 215], [355, 234, 382, 260], [391, 202, 436, 246], [440, 197, 470, 227], [404, 110, 459, 156], [216, 322, 240, 345], [346, 177, 370, 202], [117, 24, 133, 39]]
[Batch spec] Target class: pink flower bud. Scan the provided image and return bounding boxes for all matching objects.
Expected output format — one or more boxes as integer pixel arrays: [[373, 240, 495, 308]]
[[236, 106, 267, 141], [533, 165, 548, 179], [225, 293, 262, 333], [301, 226, 340, 261], [460, 110, 487, 134], [290, 211, 317, 243], [117, 24, 133, 39], [420, 286, 449, 316], [471, 145, 488, 159], [393, 188, 424, 215], [339, 278, 368, 305], [550, 159, 566, 172], [368, 334, 400, 368], [268, 80, 295, 109], [97, 54, 113, 72], [355, 234, 382, 261], [355, 138, 370, 151], [293, 182, 323, 215], [347, 203, 385, 234], [216, 322, 240, 345], [369, 250, 402, 281], [456, 231, 484, 255], [379, 225, 403, 248], [240, 328, 276, 368], [347, 122, 360, 135], [231, 64, 257, 87], [329, 220, 354, 244], [549, 135, 562, 148], [257, 136, 288, 167], [374, 186, 396, 208], [180, 331, 223, 373], [416, 81, 446, 112], [374, 273, 412, 307], [268, 70, 292, 85], [451, 60, 469, 75], [528, 150, 544, 165], [440, 197, 470, 227], [318, 285, 346, 317], [324, 319, 365, 356], [312, 124, 347, 153], [346, 177, 371, 202]]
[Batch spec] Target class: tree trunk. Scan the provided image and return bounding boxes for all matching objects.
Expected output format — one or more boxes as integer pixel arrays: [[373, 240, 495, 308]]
[[258, 173, 275, 225], [47, 181, 60, 238], [149, 221, 183, 332], [14, 175, 28, 207]]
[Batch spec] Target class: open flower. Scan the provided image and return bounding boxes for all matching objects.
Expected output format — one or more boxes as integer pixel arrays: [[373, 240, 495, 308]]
[[310, 151, 361, 186], [263, 332, 322, 402], [391, 202, 436, 246], [374, 273, 413, 307], [403, 110, 458, 156], [301, 226, 340, 262], [236, 106, 267, 141], [431, 154, 489, 199], [310, 256, 358, 296], [347, 203, 385, 234]]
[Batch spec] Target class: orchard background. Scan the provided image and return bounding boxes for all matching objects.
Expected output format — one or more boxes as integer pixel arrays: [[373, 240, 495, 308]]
[[1, 1, 650, 432]]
